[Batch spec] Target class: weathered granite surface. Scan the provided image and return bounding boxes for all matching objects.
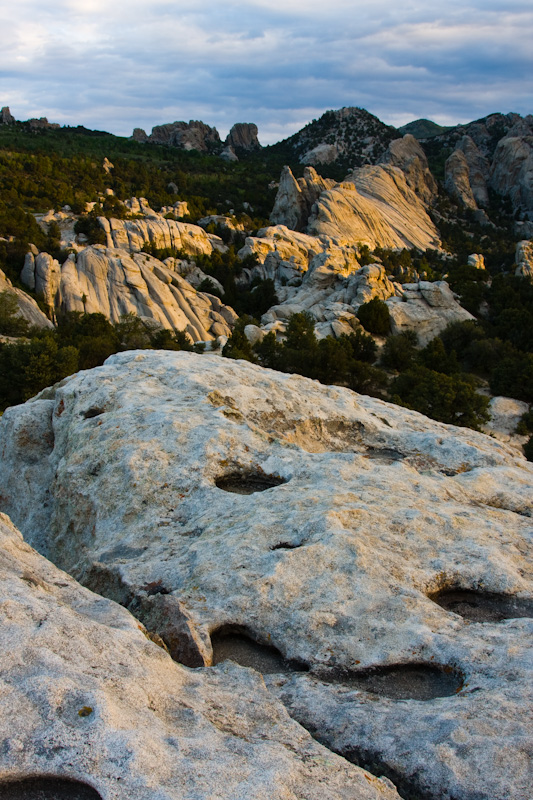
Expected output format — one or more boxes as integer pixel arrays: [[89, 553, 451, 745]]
[[0, 351, 531, 800], [0, 513, 398, 800], [20, 246, 237, 341]]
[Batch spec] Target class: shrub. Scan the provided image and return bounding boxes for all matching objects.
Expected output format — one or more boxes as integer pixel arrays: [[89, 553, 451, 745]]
[[357, 298, 391, 335]]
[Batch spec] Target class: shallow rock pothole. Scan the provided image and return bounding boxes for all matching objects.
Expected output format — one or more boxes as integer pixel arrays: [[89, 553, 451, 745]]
[[320, 663, 464, 701], [81, 406, 106, 420], [215, 472, 287, 495], [430, 588, 533, 622], [0, 777, 103, 800], [211, 629, 308, 674]]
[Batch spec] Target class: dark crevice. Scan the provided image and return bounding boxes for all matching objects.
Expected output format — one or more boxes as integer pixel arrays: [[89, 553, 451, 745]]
[[0, 777, 103, 800], [270, 541, 303, 550], [314, 663, 464, 701], [215, 472, 287, 494], [429, 588, 533, 622], [81, 407, 105, 419], [211, 627, 308, 674]]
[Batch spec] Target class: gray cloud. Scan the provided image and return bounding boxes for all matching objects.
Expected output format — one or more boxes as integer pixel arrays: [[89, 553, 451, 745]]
[[0, 1, 531, 144]]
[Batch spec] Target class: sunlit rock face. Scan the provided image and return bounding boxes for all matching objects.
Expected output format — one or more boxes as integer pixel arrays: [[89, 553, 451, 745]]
[[0, 266, 53, 330], [378, 134, 438, 205], [270, 164, 439, 251], [19, 245, 237, 341], [0, 351, 531, 800], [515, 239, 533, 277], [0, 514, 398, 800]]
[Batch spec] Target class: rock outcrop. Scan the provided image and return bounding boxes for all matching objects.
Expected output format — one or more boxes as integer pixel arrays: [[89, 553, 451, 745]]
[[515, 239, 533, 277], [491, 136, 533, 219], [0, 351, 531, 800], [270, 164, 439, 250], [1, 106, 15, 124], [147, 120, 221, 152], [225, 122, 261, 152], [98, 214, 223, 255], [0, 267, 54, 330], [445, 150, 478, 210], [378, 134, 438, 204], [307, 166, 440, 250], [270, 166, 336, 231], [387, 280, 475, 345], [0, 513, 398, 800], [20, 246, 237, 341]]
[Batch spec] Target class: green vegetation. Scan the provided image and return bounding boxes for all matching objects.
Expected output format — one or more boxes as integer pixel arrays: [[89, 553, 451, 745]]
[[0, 312, 195, 411]]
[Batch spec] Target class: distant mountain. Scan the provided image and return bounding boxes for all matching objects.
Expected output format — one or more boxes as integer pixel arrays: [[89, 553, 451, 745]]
[[398, 119, 451, 139], [269, 107, 399, 173]]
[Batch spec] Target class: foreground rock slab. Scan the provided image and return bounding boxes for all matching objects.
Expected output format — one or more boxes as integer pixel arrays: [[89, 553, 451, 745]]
[[0, 513, 398, 800], [0, 351, 532, 800]]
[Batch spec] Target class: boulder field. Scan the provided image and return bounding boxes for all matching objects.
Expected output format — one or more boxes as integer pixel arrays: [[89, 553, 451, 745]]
[[0, 351, 531, 799]]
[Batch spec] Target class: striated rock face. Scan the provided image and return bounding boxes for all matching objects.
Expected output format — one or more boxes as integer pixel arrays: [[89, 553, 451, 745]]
[[147, 120, 221, 152], [225, 122, 261, 151], [0, 351, 531, 800], [378, 134, 438, 204], [445, 149, 478, 210], [0, 513, 398, 800], [515, 239, 533, 277], [0, 267, 54, 330], [456, 136, 490, 207], [20, 245, 237, 341], [97, 214, 223, 254], [307, 165, 440, 250], [270, 165, 336, 231], [490, 136, 533, 219]]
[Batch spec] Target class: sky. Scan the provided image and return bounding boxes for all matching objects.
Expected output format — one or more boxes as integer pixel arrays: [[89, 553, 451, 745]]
[[1, 0, 532, 145]]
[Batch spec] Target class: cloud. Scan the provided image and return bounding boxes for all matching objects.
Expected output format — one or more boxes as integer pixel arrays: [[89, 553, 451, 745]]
[[0, 1, 531, 143]]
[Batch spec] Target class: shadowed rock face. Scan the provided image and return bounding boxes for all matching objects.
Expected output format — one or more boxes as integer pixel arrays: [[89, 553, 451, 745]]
[[225, 122, 261, 152], [0, 351, 531, 800]]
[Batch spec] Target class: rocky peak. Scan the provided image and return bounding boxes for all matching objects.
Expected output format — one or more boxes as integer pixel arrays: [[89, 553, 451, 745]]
[[274, 106, 399, 168], [1, 106, 15, 124], [225, 122, 261, 152]]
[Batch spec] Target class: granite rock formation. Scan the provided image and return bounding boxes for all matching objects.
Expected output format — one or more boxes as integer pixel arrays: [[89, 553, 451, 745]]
[[0, 267, 54, 330], [20, 246, 237, 341], [307, 166, 440, 250], [378, 134, 438, 204], [147, 120, 221, 152], [0, 351, 531, 800], [225, 122, 261, 152], [515, 239, 533, 277], [270, 164, 439, 250], [0, 513, 398, 800], [1, 106, 15, 124]]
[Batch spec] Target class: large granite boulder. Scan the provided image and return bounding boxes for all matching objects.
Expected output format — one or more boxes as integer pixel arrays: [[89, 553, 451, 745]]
[[0, 513, 397, 800], [0, 351, 531, 800], [491, 136, 533, 220]]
